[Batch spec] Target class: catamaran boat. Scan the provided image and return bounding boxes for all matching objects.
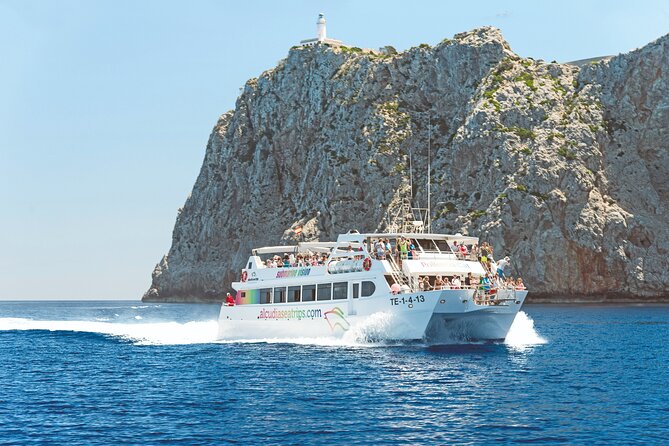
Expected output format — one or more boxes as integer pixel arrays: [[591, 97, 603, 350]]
[[217, 211, 528, 343]]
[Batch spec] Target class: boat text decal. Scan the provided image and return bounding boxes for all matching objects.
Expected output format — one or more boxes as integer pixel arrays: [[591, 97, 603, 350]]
[[390, 294, 426, 306], [275, 268, 311, 279], [258, 308, 322, 320]]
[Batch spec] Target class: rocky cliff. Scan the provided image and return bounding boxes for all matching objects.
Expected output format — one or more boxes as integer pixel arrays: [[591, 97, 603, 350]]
[[143, 27, 669, 303]]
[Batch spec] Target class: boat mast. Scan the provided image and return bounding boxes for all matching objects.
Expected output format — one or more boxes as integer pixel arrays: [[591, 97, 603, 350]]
[[427, 115, 431, 233], [409, 143, 414, 204]]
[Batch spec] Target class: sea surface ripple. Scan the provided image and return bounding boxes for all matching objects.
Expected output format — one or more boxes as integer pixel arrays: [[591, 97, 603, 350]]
[[0, 301, 667, 445]]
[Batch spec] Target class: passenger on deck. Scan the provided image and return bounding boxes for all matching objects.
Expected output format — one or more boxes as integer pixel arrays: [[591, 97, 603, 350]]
[[470, 244, 478, 261], [225, 293, 235, 306], [398, 237, 409, 260], [505, 276, 514, 288], [480, 275, 492, 291], [480, 243, 489, 270], [375, 239, 385, 259], [434, 275, 445, 290], [384, 238, 392, 255], [496, 256, 510, 280], [452, 276, 462, 289], [422, 276, 431, 291], [516, 277, 526, 290], [418, 276, 425, 291], [409, 243, 418, 260], [465, 272, 474, 288]]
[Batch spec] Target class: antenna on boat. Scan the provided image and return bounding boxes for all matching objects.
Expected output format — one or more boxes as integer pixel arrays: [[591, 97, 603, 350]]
[[409, 145, 414, 205], [427, 115, 432, 233]]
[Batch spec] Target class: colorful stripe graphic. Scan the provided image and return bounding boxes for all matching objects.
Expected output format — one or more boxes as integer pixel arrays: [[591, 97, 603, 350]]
[[324, 307, 350, 332], [236, 289, 259, 305]]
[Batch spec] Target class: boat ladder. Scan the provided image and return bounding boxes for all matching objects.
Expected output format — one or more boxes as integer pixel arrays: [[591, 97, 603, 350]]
[[386, 255, 409, 288]]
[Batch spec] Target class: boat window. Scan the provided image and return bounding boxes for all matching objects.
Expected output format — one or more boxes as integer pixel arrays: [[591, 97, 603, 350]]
[[302, 284, 316, 302], [361, 281, 376, 297], [288, 286, 301, 302], [260, 288, 272, 304], [352, 283, 360, 299], [317, 283, 332, 301], [333, 282, 347, 300], [416, 238, 439, 252], [436, 240, 451, 252], [273, 287, 286, 303]]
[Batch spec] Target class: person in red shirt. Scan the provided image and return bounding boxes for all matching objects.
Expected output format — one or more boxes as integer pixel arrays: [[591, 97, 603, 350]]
[[225, 293, 235, 306]]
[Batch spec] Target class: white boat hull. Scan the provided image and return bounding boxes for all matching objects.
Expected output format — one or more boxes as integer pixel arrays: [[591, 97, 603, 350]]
[[426, 288, 528, 342], [217, 289, 527, 343]]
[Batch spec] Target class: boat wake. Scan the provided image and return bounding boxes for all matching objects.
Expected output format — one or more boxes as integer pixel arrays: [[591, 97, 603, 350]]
[[0, 318, 220, 346], [0, 311, 546, 347]]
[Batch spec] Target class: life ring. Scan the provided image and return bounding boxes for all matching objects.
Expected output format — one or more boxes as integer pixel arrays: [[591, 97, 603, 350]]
[[363, 257, 372, 271], [241, 271, 248, 282]]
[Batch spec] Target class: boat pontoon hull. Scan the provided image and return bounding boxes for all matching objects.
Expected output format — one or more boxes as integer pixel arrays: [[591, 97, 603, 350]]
[[218, 289, 527, 343]]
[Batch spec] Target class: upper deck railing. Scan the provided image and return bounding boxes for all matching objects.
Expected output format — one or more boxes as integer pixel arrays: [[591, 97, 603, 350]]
[[386, 198, 429, 234]]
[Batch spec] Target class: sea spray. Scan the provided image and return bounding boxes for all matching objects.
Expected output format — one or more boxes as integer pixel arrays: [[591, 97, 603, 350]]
[[343, 312, 395, 344], [504, 311, 547, 346]]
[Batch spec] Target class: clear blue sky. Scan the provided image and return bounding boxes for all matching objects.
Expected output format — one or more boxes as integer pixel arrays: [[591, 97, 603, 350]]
[[1, 0, 667, 300]]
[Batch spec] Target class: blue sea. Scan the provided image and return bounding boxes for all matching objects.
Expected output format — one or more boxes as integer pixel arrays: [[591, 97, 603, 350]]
[[0, 301, 667, 445]]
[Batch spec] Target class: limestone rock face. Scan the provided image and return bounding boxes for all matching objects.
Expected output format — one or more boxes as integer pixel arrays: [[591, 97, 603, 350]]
[[143, 27, 669, 303]]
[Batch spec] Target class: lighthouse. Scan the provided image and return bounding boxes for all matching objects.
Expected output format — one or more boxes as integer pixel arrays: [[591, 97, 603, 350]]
[[316, 13, 326, 41], [300, 13, 343, 47]]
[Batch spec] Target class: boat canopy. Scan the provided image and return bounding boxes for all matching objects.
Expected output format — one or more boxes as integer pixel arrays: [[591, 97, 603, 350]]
[[252, 245, 298, 255], [251, 233, 479, 255], [402, 259, 486, 276], [252, 242, 340, 255], [362, 232, 479, 245]]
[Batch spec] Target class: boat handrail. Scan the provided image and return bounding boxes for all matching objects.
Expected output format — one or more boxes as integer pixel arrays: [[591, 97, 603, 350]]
[[386, 254, 409, 287]]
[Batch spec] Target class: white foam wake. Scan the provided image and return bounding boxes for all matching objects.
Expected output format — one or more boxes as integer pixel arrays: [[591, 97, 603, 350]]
[[504, 311, 547, 346], [0, 318, 219, 346], [0, 317, 373, 347], [0, 310, 546, 348]]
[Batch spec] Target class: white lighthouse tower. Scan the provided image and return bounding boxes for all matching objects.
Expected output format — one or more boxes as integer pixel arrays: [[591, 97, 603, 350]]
[[300, 13, 343, 47], [316, 13, 327, 41]]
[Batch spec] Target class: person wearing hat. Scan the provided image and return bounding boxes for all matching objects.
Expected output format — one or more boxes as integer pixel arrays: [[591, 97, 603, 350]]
[[225, 292, 235, 306], [496, 256, 511, 280]]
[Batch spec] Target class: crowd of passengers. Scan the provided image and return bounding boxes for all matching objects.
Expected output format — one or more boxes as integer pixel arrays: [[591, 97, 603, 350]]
[[370, 237, 479, 263], [371, 237, 525, 291], [415, 272, 525, 292], [264, 253, 329, 268], [257, 237, 525, 291]]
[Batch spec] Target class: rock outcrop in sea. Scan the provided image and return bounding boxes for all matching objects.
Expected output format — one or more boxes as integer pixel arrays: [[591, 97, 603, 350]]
[[143, 27, 669, 303]]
